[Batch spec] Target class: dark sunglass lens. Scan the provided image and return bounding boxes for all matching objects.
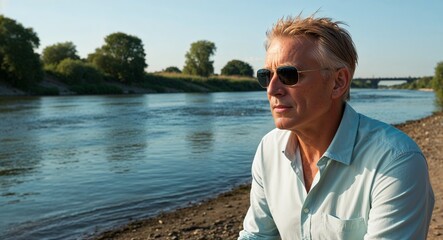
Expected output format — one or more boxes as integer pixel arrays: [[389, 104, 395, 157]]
[[257, 69, 271, 87], [277, 66, 298, 85]]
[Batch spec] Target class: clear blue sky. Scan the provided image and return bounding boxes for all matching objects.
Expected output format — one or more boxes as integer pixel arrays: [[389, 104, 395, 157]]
[[1, 0, 442, 78]]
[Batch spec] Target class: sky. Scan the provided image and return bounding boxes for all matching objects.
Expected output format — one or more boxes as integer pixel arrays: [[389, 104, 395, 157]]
[[1, 0, 442, 78]]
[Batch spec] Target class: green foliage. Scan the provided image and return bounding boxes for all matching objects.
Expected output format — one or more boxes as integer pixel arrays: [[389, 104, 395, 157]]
[[142, 73, 203, 92], [350, 79, 372, 88], [221, 59, 254, 77], [56, 59, 103, 84], [0, 15, 43, 89], [183, 40, 216, 77], [432, 61, 443, 105], [42, 42, 79, 66], [163, 66, 181, 73], [88, 32, 147, 83], [389, 77, 432, 89], [141, 72, 262, 93]]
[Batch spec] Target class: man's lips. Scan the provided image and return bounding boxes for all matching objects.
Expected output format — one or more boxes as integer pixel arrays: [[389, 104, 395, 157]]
[[272, 105, 292, 113]]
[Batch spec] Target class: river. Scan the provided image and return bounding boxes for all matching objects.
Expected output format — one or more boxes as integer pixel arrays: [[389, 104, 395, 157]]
[[0, 89, 437, 239]]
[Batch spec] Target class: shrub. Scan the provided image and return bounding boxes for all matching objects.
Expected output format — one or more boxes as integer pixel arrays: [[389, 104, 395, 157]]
[[163, 66, 182, 73], [432, 62, 443, 106], [56, 59, 103, 84], [221, 60, 254, 77]]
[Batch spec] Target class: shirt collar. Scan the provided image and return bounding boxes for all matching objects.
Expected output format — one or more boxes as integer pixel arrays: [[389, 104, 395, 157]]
[[323, 103, 360, 165]]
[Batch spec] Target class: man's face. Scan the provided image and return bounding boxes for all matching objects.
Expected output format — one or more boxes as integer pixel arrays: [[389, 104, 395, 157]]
[[265, 37, 336, 132]]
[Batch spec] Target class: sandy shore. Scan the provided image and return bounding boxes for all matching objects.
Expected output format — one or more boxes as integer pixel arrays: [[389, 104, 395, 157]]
[[93, 112, 443, 240]]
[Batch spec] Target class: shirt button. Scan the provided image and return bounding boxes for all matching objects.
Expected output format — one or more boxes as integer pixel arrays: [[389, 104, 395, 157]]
[[303, 208, 310, 213]]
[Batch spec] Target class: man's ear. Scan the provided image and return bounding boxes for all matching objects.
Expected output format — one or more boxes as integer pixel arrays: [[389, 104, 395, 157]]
[[331, 68, 351, 100]]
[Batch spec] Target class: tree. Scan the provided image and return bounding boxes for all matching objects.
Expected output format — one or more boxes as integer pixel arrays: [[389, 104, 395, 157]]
[[88, 32, 147, 83], [163, 66, 181, 73], [183, 40, 216, 77], [56, 59, 103, 84], [0, 15, 43, 88], [221, 59, 254, 77], [432, 61, 443, 105], [42, 42, 79, 67]]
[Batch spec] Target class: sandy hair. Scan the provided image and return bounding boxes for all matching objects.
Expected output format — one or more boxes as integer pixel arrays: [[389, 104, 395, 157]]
[[266, 14, 358, 100]]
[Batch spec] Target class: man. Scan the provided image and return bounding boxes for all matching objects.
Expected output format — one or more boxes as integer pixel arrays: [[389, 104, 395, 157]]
[[239, 14, 434, 239]]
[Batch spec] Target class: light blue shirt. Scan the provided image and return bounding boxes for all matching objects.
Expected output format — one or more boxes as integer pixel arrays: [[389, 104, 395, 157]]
[[239, 103, 434, 240]]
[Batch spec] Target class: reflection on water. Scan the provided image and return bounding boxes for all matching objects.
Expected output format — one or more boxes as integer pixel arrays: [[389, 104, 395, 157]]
[[184, 93, 215, 155], [187, 131, 214, 154], [0, 90, 437, 240]]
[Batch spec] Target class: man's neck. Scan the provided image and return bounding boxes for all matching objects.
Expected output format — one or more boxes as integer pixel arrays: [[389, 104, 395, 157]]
[[295, 105, 344, 161], [294, 103, 345, 191]]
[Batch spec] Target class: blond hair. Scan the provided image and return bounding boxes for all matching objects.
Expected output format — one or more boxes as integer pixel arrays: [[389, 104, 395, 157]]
[[266, 14, 358, 100]]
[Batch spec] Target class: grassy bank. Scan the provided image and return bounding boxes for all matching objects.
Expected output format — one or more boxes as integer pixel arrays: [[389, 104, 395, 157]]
[[141, 73, 262, 93], [0, 72, 263, 96]]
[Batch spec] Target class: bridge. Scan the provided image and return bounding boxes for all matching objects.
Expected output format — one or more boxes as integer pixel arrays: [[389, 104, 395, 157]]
[[352, 77, 418, 88]]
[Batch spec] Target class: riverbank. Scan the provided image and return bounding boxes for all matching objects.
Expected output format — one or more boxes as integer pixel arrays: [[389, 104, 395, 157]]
[[92, 111, 443, 240], [0, 78, 155, 96], [0, 72, 262, 97]]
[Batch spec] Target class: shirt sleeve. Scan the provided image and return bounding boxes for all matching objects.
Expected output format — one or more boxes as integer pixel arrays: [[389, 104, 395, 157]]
[[238, 140, 280, 240], [365, 151, 435, 239]]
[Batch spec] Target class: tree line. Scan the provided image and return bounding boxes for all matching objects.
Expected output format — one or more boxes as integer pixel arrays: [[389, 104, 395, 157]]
[[0, 15, 254, 92]]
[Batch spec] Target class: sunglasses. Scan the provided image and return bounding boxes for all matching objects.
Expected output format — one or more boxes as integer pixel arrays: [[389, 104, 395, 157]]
[[256, 66, 329, 88]]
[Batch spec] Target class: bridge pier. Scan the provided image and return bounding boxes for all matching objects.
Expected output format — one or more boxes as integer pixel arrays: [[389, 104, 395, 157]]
[[370, 80, 380, 89]]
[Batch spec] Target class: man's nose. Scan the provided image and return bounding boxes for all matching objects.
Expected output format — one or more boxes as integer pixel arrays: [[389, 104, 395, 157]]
[[267, 74, 284, 96]]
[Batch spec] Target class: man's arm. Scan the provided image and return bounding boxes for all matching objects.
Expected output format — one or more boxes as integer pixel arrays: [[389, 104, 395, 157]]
[[366, 152, 434, 239], [239, 142, 280, 240]]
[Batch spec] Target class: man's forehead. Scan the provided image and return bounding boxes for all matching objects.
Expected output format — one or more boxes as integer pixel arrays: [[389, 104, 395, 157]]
[[264, 37, 317, 69]]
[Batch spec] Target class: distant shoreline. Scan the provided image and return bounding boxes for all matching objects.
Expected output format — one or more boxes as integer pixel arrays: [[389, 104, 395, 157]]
[[0, 78, 155, 97], [0, 79, 435, 97], [0, 73, 264, 97]]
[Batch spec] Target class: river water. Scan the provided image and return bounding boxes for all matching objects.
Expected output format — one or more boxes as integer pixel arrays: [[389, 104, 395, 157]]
[[0, 89, 437, 240]]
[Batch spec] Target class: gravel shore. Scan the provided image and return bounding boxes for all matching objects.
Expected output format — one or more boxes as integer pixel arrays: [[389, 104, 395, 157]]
[[93, 112, 443, 240]]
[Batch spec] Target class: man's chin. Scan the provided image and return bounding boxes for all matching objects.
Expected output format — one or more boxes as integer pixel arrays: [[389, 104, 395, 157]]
[[274, 120, 290, 130]]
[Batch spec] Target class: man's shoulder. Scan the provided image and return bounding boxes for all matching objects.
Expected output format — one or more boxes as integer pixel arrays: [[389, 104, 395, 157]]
[[357, 113, 421, 153]]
